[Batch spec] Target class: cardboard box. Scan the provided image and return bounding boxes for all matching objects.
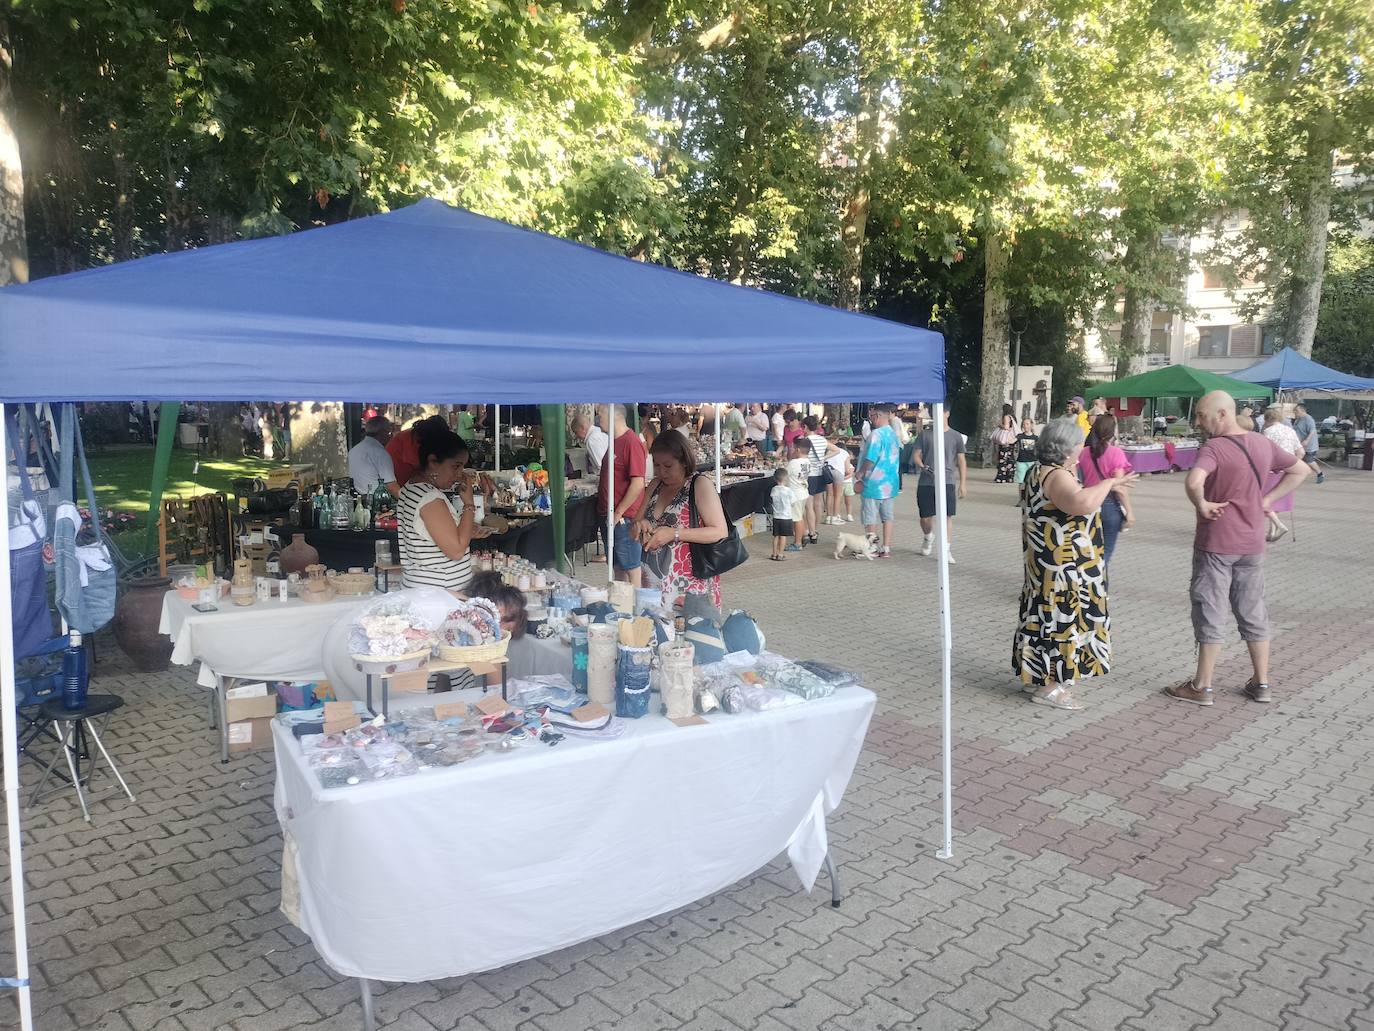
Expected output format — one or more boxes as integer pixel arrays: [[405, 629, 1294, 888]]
[[227, 716, 274, 755], [225, 681, 278, 722]]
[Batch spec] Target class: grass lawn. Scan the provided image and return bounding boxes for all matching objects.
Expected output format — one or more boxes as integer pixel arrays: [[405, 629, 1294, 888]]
[[84, 445, 292, 550]]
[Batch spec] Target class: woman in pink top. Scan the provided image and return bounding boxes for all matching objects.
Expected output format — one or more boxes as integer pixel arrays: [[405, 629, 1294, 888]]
[[1077, 415, 1135, 566]]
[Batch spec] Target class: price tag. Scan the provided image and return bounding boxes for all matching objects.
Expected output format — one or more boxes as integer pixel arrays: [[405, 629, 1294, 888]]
[[669, 715, 708, 728], [571, 702, 609, 723], [474, 695, 510, 717]]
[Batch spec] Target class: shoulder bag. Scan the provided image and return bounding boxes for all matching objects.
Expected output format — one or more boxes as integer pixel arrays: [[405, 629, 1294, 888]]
[[53, 405, 118, 634], [687, 474, 748, 579]]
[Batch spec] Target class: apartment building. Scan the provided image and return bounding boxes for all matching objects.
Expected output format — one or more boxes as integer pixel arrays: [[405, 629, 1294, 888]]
[[1082, 163, 1369, 381]]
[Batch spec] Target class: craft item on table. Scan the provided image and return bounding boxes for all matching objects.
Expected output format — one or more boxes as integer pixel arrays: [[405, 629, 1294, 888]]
[[721, 610, 766, 656], [657, 641, 696, 720], [761, 660, 833, 701], [740, 685, 805, 711], [507, 675, 580, 711], [615, 644, 653, 719], [255, 577, 273, 603], [551, 589, 581, 612], [634, 588, 661, 615], [795, 660, 863, 689], [301, 563, 335, 603], [617, 616, 655, 647], [608, 581, 636, 614], [174, 574, 230, 601], [683, 616, 726, 664], [438, 596, 507, 661], [569, 625, 589, 692], [532, 572, 547, 591], [580, 586, 609, 606], [695, 681, 720, 714], [586, 624, 618, 706], [230, 558, 255, 607], [348, 595, 436, 674], [332, 571, 375, 596]]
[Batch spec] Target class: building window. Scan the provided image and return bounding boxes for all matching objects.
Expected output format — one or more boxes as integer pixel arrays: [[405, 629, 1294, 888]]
[[1202, 267, 1226, 289], [1229, 325, 1260, 358], [1197, 326, 1230, 357], [1148, 311, 1172, 355], [1261, 325, 1279, 355]]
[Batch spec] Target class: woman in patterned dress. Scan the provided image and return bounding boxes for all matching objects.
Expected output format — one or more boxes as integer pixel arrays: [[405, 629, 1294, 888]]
[[1013, 418, 1138, 710], [991, 414, 1018, 483], [632, 430, 730, 621]]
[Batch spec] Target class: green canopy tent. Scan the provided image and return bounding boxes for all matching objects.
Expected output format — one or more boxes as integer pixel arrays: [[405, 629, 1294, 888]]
[[1085, 365, 1273, 402]]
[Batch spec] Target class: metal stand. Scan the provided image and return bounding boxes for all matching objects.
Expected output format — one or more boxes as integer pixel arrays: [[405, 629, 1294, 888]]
[[358, 978, 376, 1031], [29, 712, 136, 822], [216, 677, 230, 764], [363, 658, 509, 719], [823, 851, 844, 908]]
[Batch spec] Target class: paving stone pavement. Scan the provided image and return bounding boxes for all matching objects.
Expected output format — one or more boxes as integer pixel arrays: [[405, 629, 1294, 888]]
[[1, 464, 1372, 1031]]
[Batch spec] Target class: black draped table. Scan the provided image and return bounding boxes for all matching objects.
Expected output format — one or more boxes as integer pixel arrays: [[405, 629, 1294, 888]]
[[289, 496, 600, 571]]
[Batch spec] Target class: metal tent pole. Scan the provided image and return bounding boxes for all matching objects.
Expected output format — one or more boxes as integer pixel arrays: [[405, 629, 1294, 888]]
[[0, 412, 36, 1030], [494, 405, 501, 473], [931, 401, 954, 860], [714, 403, 722, 492], [606, 403, 615, 585]]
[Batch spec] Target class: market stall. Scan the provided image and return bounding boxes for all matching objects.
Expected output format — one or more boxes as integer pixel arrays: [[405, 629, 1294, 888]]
[[0, 198, 948, 1031], [1119, 440, 1200, 474], [274, 681, 874, 983]]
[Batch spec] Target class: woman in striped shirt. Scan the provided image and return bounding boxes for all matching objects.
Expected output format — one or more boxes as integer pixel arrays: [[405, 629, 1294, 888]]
[[396, 425, 477, 593]]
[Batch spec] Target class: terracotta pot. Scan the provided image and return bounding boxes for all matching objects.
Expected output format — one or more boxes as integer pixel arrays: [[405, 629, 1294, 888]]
[[114, 575, 173, 672], [280, 533, 320, 575]]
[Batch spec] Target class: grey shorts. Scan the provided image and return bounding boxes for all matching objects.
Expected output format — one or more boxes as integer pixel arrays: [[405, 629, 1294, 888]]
[[1190, 551, 1269, 644], [861, 496, 895, 525]]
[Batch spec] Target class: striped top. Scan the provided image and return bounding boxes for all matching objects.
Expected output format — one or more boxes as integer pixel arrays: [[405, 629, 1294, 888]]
[[396, 482, 472, 591], [807, 434, 829, 475]]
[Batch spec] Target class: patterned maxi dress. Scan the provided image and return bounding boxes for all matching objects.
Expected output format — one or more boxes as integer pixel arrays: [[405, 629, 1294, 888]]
[[1012, 464, 1111, 686]]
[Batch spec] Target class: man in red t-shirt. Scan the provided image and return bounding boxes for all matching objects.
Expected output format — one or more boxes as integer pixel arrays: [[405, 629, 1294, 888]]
[[1168, 391, 1308, 707], [598, 403, 648, 587]]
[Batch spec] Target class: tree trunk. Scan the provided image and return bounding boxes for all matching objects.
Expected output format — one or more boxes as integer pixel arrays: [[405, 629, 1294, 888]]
[[1284, 111, 1335, 358], [976, 230, 1010, 462], [836, 73, 880, 312], [0, 16, 27, 286], [725, 46, 771, 285], [1116, 263, 1154, 382]]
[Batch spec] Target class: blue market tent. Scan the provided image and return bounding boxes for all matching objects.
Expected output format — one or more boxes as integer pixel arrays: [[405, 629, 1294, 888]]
[[0, 198, 954, 1029], [1235, 349, 1374, 398], [0, 198, 943, 404]]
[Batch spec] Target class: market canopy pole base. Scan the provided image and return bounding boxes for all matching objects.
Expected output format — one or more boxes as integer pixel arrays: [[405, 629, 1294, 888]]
[[0, 411, 36, 1030]]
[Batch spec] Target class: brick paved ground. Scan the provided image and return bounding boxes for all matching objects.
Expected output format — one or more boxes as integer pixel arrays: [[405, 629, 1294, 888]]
[[1, 464, 1371, 1031]]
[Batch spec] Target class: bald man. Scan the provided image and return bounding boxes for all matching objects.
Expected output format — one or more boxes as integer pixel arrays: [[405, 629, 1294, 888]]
[[1167, 391, 1309, 707]]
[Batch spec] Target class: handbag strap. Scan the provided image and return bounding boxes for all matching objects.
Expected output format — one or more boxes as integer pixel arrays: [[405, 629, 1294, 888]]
[[687, 473, 701, 529], [1217, 434, 1264, 490], [56, 404, 108, 546]]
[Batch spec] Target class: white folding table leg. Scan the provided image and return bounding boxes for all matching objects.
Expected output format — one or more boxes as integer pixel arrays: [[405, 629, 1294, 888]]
[[217, 677, 230, 764], [823, 851, 843, 908], [359, 978, 376, 1031]]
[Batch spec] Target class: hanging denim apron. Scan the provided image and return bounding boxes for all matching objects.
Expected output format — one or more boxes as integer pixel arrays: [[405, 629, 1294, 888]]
[[6, 408, 53, 656]]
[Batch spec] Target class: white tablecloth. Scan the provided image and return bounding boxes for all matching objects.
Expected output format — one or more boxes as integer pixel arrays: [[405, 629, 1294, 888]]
[[159, 591, 370, 688], [272, 685, 875, 981]]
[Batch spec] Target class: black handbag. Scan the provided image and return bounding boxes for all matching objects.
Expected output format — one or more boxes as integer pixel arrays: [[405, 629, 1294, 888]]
[[687, 474, 748, 579]]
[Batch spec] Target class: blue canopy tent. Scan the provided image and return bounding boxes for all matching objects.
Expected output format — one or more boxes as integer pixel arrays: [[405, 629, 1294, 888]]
[[1235, 348, 1374, 399], [0, 199, 952, 1028]]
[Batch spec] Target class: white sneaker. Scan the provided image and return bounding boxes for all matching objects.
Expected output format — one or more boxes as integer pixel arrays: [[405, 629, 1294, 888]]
[[946, 549, 956, 564], [920, 536, 934, 556], [845, 515, 855, 522]]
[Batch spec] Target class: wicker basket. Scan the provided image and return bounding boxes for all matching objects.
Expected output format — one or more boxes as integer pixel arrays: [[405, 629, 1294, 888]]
[[332, 572, 375, 596], [351, 647, 433, 676], [437, 636, 510, 664]]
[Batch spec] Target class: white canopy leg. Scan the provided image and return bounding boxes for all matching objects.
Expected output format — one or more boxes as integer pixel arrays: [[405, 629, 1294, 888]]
[[0, 413, 36, 1030], [715, 402, 722, 492], [494, 405, 501, 473], [932, 401, 955, 860], [606, 403, 615, 585]]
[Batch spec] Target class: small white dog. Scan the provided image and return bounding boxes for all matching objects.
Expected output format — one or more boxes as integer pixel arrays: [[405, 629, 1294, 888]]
[[834, 532, 880, 560]]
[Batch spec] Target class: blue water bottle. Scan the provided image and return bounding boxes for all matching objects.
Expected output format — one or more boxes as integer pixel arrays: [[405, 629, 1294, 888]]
[[62, 631, 89, 710]]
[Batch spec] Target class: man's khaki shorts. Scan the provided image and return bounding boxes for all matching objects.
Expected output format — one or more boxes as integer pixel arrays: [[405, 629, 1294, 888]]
[[1190, 551, 1269, 644]]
